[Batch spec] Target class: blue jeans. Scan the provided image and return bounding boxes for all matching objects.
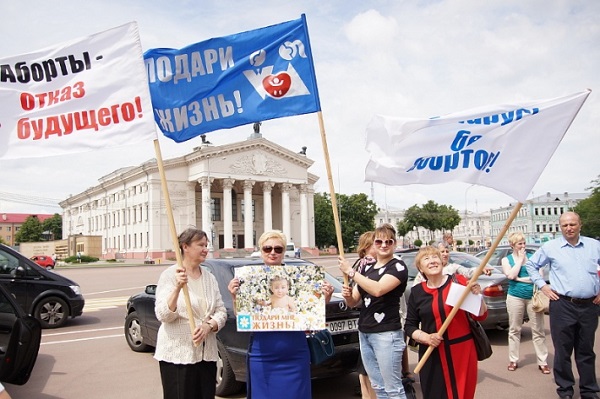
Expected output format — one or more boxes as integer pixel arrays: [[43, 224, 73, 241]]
[[359, 330, 406, 399]]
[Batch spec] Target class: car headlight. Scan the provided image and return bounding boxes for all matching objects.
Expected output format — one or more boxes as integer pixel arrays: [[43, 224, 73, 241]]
[[70, 285, 81, 295]]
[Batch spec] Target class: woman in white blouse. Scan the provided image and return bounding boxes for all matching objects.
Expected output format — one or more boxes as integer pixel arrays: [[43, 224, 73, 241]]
[[154, 228, 227, 399]]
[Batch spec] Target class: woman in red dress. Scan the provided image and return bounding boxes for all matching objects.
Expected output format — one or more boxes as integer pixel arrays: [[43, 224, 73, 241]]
[[405, 246, 488, 399]]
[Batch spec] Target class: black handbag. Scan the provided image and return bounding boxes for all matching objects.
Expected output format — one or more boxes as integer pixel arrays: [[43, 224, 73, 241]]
[[450, 274, 492, 361], [307, 330, 335, 365], [467, 315, 493, 361]]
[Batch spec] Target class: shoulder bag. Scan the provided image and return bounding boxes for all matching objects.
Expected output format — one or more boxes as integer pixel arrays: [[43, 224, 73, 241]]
[[467, 315, 493, 361], [450, 274, 493, 361], [307, 330, 335, 365], [531, 285, 549, 313]]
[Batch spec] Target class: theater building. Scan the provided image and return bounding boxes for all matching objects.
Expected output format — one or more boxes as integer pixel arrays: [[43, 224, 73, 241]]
[[59, 135, 318, 260]]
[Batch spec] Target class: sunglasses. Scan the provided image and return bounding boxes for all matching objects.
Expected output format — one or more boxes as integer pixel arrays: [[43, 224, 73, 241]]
[[262, 245, 284, 254], [374, 239, 395, 247]]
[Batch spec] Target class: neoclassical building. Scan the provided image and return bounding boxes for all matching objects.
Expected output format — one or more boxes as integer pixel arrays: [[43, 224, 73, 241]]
[[59, 134, 318, 260]]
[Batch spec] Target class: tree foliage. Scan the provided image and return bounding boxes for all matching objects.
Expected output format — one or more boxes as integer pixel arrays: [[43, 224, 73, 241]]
[[42, 213, 63, 240], [402, 200, 461, 242], [14, 215, 44, 243], [574, 175, 600, 238], [314, 192, 378, 249]]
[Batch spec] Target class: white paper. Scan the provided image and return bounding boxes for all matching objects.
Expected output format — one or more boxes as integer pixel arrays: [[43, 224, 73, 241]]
[[445, 282, 482, 316]]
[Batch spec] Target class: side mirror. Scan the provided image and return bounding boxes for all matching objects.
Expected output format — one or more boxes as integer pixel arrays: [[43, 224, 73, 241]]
[[145, 284, 157, 295], [11, 266, 26, 278]]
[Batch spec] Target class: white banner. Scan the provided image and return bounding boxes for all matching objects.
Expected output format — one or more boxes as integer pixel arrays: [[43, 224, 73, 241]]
[[364, 90, 590, 202], [0, 22, 156, 160]]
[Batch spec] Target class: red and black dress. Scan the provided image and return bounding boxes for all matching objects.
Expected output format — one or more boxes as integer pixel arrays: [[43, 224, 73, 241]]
[[405, 274, 487, 399]]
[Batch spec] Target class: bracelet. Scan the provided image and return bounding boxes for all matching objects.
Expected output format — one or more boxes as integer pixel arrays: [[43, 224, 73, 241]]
[[205, 320, 215, 332], [348, 269, 356, 278]]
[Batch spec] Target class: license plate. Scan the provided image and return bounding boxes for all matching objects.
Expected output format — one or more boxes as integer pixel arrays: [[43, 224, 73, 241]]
[[326, 318, 359, 335]]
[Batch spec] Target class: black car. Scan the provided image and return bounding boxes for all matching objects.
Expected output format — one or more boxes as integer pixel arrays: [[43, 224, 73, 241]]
[[0, 279, 42, 386], [0, 244, 85, 328], [124, 258, 360, 397], [396, 249, 510, 330]]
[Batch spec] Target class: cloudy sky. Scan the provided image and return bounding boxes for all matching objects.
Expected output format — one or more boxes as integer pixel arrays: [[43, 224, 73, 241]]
[[1, 0, 598, 217]]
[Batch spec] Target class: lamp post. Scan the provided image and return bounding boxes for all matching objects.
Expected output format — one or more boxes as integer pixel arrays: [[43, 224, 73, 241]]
[[465, 184, 475, 253]]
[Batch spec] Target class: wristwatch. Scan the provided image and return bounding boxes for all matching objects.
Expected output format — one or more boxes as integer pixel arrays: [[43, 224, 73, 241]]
[[347, 269, 356, 279]]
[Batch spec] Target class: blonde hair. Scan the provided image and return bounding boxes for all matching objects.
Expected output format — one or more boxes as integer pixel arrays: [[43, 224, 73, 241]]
[[414, 246, 442, 275], [258, 230, 287, 248], [507, 232, 525, 246], [357, 231, 375, 258]]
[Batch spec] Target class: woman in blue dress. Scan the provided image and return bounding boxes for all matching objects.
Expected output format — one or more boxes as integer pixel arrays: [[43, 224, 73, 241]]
[[228, 230, 333, 399]]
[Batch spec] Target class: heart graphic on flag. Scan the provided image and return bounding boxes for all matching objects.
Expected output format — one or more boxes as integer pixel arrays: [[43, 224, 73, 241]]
[[262, 72, 291, 98]]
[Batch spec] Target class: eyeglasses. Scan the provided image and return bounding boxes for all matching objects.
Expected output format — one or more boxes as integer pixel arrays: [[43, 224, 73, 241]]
[[374, 239, 395, 247], [262, 245, 284, 254]]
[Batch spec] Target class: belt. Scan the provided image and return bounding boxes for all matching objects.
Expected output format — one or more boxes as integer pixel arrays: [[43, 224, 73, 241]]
[[557, 294, 595, 304]]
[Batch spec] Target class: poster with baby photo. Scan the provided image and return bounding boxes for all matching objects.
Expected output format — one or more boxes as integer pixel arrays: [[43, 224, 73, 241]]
[[234, 264, 327, 332]]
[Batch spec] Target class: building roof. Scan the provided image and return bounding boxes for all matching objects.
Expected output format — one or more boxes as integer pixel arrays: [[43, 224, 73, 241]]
[[0, 213, 54, 224]]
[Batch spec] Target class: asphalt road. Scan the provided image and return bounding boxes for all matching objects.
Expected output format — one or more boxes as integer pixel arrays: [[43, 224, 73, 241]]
[[4, 258, 599, 399]]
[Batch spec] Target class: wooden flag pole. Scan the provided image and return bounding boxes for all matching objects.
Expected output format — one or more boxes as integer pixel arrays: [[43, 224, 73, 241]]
[[153, 138, 197, 337], [316, 111, 348, 285], [414, 202, 523, 373]]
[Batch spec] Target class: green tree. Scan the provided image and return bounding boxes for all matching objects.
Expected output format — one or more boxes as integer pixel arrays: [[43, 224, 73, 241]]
[[403, 201, 461, 241], [314, 193, 335, 248], [396, 220, 412, 247], [574, 175, 600, 238], [14, 215, 44, 243], [42, 213, 63, 240], [313, 192, 378, 249]]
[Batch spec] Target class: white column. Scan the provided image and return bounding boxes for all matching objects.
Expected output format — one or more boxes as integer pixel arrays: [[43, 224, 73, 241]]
[[199, 177, 212, 235], [244, 180, 255, 249], [299, 184, 309, 248], [280, 183, 292, 241], [262, 181, 275, 232], [222, 179, 235, 249]]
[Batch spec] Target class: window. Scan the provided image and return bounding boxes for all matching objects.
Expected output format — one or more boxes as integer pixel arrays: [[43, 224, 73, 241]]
[[211, 198, 221, 221], [232, 190, 238, 222]]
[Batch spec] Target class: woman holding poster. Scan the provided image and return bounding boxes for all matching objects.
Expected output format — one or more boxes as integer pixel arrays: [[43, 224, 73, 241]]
[[154, 228, 227, 399], [227, 230, 333, 399], [404, 246, 487, 399], [339, 223, 409, 399]]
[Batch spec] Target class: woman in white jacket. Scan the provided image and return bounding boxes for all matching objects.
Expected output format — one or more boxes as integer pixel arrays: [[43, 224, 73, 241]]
[[154, 228, 227, 399]]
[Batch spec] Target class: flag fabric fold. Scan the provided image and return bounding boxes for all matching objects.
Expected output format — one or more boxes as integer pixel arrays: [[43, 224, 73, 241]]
[[144, 14, 321, 143], [364, 90, 590, 202], [0, 22, 157, 160]]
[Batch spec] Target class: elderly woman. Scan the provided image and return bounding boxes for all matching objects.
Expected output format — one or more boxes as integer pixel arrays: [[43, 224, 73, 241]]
[[405, 246, 488, 399], [502, 232, 549, 373], [227, 230, 333, 399], [339, 223, 409, 399], [154, 228, 227, 399]]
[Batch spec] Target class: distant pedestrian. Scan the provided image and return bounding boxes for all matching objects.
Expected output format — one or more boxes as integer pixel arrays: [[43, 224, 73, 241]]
[[76, 252, 81, 263]]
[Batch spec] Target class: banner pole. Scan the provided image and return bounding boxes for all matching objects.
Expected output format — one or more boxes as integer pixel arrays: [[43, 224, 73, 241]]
[[316, 111, 347, 285], [414, 202, 523, 373], [153, 138, 197, 337]]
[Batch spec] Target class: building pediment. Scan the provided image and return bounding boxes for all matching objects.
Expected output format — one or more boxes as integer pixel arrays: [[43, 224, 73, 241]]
[[186, 137, 316, 185]]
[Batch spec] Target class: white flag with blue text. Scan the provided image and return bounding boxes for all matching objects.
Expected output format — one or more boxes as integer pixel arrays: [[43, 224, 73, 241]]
[[364, 90, 590, 202]]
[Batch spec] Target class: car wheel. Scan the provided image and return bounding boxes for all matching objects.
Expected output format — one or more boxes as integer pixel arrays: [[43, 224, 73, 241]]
[[34, 296, 69, 328], [216, 340, 244, 396], [125, 311, 151, 352], [46, 265, 54, 270]]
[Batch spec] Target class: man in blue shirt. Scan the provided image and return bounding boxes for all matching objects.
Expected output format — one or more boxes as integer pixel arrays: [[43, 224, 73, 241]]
[[526, 211, 600, 399]]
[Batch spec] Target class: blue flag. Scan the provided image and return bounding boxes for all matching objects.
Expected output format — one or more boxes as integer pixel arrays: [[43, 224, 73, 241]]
[[144, 14, 321, 143]]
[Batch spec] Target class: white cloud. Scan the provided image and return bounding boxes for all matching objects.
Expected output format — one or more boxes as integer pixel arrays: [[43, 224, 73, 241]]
[[0, 0, 598, 217]]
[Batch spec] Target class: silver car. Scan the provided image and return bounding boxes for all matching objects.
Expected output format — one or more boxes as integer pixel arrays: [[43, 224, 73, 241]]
[[397, 249, 509, 330]]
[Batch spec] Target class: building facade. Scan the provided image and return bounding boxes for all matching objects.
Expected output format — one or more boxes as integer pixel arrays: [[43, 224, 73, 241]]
[[0, 213, 53, 246], [489, 192, 587, 245], [59, 136, 318, 260]]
